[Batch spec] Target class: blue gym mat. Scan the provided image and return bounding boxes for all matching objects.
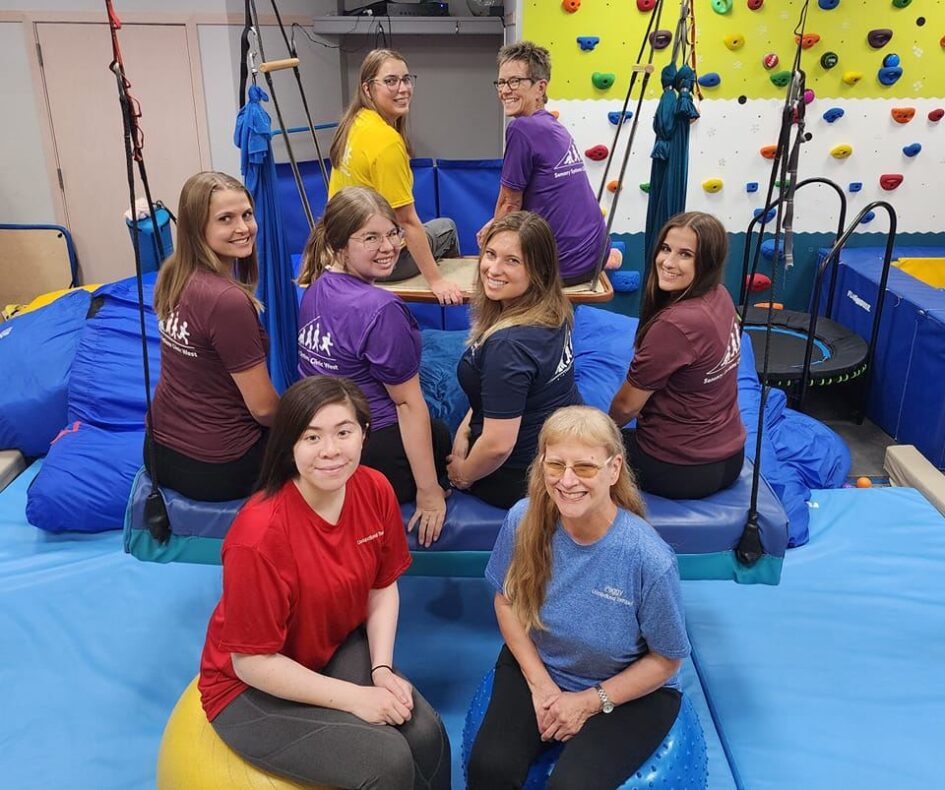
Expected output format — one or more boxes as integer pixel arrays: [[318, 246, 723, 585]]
[[1, 461, 736, 789], [683, 487, 945, 789]]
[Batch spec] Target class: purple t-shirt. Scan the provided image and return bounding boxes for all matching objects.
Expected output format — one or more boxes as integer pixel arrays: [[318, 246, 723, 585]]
[[501, 110, 608, 281], [297, 271, 421, 431]]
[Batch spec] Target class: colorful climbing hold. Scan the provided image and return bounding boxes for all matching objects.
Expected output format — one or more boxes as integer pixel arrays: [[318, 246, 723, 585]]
[[649, 30, 672, 50], [818, 0, 840, 9], [753, 207, 777, 223], [830, 143, 853, 159], [795, 33, 822, 50], [561, 0, 581, 12], [698, 72, 722, 88], [928, 108, 945, 122], [883, 53, 901, 68], [636, 0, 656, 11], [760, 239, 785, 261], [610, 270, 641, 293], [891, 0, 911, 8], [842, 71, 863, 85], [891, 107, 916, 123], [747, 0, 764, 10], [763, 53, 779, 70], [867, 29, 893, 48], [878, 66, 903, 86], [592, 72, 616, 90], [760, 144, 778, 159], [848, 182, 863, 192], [550, 109, 561, 119], [903, 143, 922, 157], [820, 52, 839, 69], [711, 0, 733, 13], [639, 183, 651, 193], [584, 144, 609, 161], [822, 107, 845, 123], [607, 110, 634, 125], [745, 273, 772, 293], [723, 34, 745, 51], [940, 35, 945, 49], [879, 173, 904, 190], [746, 182, 760, 193], [804, 89, 816, 104], [607, 180, 621, 193], [702, 178, 724, 193], [770, 70, 792, 88], [576, 36, 600, 51], [861, 210, 877, 223]]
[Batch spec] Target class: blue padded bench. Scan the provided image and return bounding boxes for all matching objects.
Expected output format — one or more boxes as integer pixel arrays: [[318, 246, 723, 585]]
[[124, 458, 788, 584]]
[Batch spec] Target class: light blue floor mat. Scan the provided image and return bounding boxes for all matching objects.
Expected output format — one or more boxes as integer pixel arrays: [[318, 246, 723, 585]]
[[683, 487, 945, 789]]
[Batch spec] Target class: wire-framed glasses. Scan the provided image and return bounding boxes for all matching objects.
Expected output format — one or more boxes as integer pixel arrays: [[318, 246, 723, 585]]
[[350, 227, 405, 251], [373, 74, 417, 91], [542, 455, 615, 480]]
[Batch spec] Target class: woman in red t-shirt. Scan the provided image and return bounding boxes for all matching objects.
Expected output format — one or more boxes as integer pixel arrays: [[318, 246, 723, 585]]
[[199, 376, 450, 789], [609, 212, 746, 499], [148, 171, 280, 503]]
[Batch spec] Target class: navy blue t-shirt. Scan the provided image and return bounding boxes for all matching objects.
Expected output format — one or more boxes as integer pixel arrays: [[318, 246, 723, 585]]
[[457, 322, 582, 468]]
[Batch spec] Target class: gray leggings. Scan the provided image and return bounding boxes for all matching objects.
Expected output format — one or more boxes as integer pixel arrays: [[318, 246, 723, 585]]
[[383, 217, 460, 282], [211, 627, 451, 790]]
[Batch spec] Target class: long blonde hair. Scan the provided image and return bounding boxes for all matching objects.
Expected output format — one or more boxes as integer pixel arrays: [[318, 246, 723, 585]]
[[504, 406, 646, 632], [297, 187, 400, 286], [329, 49, 413, 169], [153, 171, 259, 319], [468, 211, 572, 346]]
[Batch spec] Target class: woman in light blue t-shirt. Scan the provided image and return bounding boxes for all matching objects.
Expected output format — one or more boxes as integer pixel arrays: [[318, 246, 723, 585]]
[[467, 405, 691, 790]]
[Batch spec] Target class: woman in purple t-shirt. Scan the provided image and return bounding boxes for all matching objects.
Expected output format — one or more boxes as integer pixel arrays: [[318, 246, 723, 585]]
[[296, 187, 449, 546], [609, 212, 746, 500], [476, 41, 622, 284], [149, 172, 280, 503]]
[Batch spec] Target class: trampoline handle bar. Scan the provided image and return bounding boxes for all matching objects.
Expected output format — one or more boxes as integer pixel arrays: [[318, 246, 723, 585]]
[[258, 57, 300, 74]]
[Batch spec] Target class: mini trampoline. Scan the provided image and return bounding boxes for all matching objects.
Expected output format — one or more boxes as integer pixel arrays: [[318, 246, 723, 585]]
[[741, 306, 868, 389]]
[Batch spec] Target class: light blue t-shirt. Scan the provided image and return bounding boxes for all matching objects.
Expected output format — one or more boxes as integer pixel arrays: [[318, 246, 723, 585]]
[[485, 500, 691, 692]]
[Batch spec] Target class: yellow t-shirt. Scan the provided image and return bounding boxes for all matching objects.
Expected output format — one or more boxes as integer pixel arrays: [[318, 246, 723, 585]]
[[328, 109, 414, 209]]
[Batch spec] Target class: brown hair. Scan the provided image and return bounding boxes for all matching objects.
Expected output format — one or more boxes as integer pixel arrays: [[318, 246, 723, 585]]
[[153, 171, 259, 319], [503, 406, 646, 632], [637, 211, 729, 346], [329, 49, 413, 168], [297, 187, 400, 286], [255, 376, 372, 497], [468, 211, 572, 346]]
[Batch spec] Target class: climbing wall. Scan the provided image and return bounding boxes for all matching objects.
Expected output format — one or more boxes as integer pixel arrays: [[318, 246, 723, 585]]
[[522, 0, 945, 235]]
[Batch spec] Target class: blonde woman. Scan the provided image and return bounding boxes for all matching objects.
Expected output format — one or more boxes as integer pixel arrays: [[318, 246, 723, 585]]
[[447, 211, 581, 509], [297, 187, 449, 545], [148, 171, 279, 502], [467, 406, 690, 790], [329, 48, 463, 305]]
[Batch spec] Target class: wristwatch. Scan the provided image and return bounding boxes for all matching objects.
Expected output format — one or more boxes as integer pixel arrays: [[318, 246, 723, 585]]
[[594, 683, 614, 714]]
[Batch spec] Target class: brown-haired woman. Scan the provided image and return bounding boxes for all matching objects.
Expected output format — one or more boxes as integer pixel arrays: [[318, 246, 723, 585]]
[[609, 211, 745, 499], [329, 48, 463, 305], [467, 405, 690, 789], [447, 211, 582, 509], [148, 171, 279, 502], [199, 376, 450, 790]]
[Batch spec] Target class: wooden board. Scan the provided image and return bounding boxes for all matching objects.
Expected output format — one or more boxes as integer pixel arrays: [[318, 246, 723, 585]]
[[0, 226, 75, 308], [377, 257, 614, 303]]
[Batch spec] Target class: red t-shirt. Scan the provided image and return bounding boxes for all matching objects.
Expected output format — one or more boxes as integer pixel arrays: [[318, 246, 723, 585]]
[[198, 466, 411, 720], [151, 269, 268, 462], [627, 285, 745, 465]]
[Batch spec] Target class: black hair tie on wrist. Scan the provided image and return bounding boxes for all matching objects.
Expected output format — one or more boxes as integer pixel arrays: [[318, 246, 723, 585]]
[[371, 664, 393, 675]]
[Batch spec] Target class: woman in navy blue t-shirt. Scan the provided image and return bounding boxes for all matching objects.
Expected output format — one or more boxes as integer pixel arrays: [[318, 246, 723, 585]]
[[447, 211, 581, 509]]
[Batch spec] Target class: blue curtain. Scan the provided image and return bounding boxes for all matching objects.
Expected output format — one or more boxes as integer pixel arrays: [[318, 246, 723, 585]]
[[235, 84, 299, 393]]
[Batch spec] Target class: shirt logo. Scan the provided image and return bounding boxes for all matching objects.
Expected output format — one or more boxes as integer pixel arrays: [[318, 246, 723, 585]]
[[298, 316, 338, 371], [591, 585, 633, 607], [357, 529, 384, 545], [159, 309, 196, 358], [846, 290, 871, 313], [551, 329, 574, 382], [553, 141, 586, 179], [704, 318, 741, 384]]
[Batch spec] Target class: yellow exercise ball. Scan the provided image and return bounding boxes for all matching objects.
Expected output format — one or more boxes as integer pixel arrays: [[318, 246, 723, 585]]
[[157, 677, 334, 790]]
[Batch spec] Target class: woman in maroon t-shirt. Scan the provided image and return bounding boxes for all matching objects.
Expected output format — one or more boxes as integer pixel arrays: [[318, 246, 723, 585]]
[[199, 376, 449, 789], [609, 212, 746, 499], [148, 172, 280, 502]]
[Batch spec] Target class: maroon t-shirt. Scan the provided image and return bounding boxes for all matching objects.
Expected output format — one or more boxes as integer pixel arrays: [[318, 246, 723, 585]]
[[627, 285, 745, 465], [151, 269, 268, 463]]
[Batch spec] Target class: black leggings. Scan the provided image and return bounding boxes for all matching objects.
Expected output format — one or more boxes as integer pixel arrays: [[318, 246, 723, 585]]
[[468, 646, 681, 790], [144, 431, 267, 502], [467, 464, 529, 510], [211, 627, 450, 790], [622, 428, 744, 500], [360, 420, 452, 504]]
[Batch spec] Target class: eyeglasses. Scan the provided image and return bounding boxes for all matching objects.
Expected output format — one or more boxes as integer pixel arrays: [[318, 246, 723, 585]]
[[372, 74, 417, 91], [542, 455, 615, 480], [493, 76, 537, 91], [350, 227, 405, 251]]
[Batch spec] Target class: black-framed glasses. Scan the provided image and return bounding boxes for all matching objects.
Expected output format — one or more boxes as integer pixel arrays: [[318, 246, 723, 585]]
[[493, 76, 537, 91], [543, 455, 615, 480], [372, 74, 417, 91], [350, 227, 405, 251]]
